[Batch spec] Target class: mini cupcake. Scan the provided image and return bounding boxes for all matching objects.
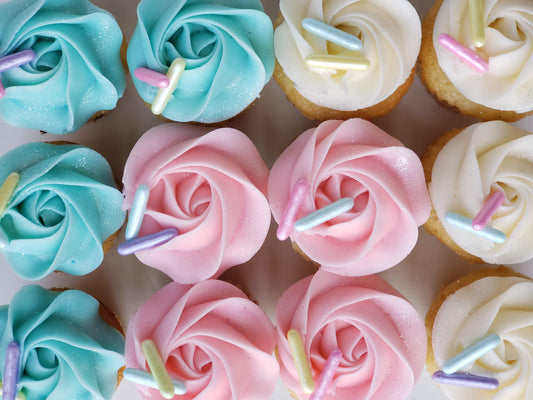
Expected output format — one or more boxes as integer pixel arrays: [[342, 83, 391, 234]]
[[0, 142, 125, 280], [419, 0, 533, 121], [125, 279, 279, 400], [121, 123, 271, 284], [275, 269, 426, 400], [274, 0, 421, 120], [0, 0, 126, 134], [423, 120, 533, 264], [426, 266, 533, 399], [0, 285, 125, 400], [127, 0, 274, 123], [268, 118, 431, 276]]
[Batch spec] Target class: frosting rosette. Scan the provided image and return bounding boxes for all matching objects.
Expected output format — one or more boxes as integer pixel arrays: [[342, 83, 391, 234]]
[[433, 0, 533, 112], [0, 0, 126, 134], [274, 0, 421, 110], [122, 123, 271, 284], [275, 270, 426, 400], [127, 0, 274, 123], [0, 285, 125, 400], [268, 118, 430, 275], [429, 121, 533, 264], [125, 280, 279, 400], [0, 142, 126, 280]]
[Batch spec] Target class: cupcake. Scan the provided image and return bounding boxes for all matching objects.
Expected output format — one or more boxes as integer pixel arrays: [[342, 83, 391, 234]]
[[121, 123, 271, 284], [0, 285, 125, 400], [275, 269, 426, 400], [273, 0, 421, 120], [0, 142, 125, 280], [426, 266, 533, 398], [423, 120, 533, 264], [0, 0, 126, 134], [124, 279, 279, 400], [127, 0, 274, 123], [268, 118, 431, 276], [419, 0, 533, 121]]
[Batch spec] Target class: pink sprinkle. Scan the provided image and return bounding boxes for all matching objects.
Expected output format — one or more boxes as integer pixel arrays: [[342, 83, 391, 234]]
[[472, 190, 505, 231], [438, 33, 488, 73], [0, 79, 4, 99], [309, 349, 342, 400], [134, 67, 170, 88], [276, 179, 308, 241]]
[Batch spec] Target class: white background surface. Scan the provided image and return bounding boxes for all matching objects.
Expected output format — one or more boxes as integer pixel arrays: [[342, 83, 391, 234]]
[[1, 0, 532, 399]]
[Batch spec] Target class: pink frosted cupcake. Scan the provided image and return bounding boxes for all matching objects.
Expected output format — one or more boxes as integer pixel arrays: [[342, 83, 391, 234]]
[[275, 269, 426, 400], [121, 123, 271, 283]]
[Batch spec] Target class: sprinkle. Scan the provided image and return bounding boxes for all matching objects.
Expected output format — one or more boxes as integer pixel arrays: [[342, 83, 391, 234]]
[[444, 212, 505, 243], [124, 368, 186, 395], [125, 184, 150, 240], [432, 371, 499, 390], [151, 58, 186, 115], [0, 50, 35, 73], [0, 79, 5, 99], [134, 67, 170, 88], [305, 54, 369, 71], [472, 191, 505, 231], [2, 342, 20, 400], [0, 383, 24, 400], [277, 179, 308, 241], [141, 340, 175, 399], [443, 334, 501, 375], [295, 197, 354, 232], [287, 329, 315, 394], [438, 33, 488, 74], [469, 0, 485, 48], [302, 18, 362, 51], [309, 349, 342, 400], [118, 228, 178, 256], [0, 173, 20, 217]]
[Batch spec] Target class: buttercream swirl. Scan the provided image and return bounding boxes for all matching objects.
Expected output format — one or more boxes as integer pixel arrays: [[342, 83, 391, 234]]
[[268, 118, 430, 275], [0, 142, 125, 280], [0, 285, 125, 400], [274, 0, 421, 110], [127, 0, 274, 123], [431, 274, 533, 399], [122, 123, 271, 284], [275, 270, 426, 400], [0, 0, 126, 134], [125, 280, 279, 400], [433, 0, 533, 112], [430, 121, 533, 264]]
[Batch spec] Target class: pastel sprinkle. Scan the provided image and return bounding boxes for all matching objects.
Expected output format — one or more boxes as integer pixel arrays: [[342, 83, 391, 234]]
[[0, 79, 5, 99], [125, 184, 150, 240], [0, 383, 24, 400], [438, 33, 488, 74], [432, 371, 499, 390], [469, 0, 485, 48], [124, 368, 186, 395], [305, 54, 370, 71], [287, 329, 315, 394], [134, 67, 170, 88], [472, 191, 505, 231], [141, 340, 175, 399], [0, 50, 35, 73], [151, 58, 186, 115], [302, 18, 362, 51], [309, 349, 342, 400], [295, 197, 354, 232], [444, 212, 506, 244], [443, 334, 501, 375], [0, 173, 20, 217], [3, 342, 20, 400], [118, 228, 178, 255], [277, 179, 308, 241]]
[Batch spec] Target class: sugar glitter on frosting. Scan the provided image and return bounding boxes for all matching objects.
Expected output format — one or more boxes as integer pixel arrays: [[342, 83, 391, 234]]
[[268, 118, 431, 275]]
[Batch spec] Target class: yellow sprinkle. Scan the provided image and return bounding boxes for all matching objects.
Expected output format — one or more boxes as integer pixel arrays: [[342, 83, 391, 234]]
[[151, 58, 186, 115], [469, 0, 485, 47], [305, 54, 370, 71], [141, 339, 175, 399], [0, 172, 20, 217], [287, 329, 315, 393]]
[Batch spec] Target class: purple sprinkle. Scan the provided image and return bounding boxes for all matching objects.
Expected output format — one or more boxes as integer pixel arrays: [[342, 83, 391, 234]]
[[118, 228, 178, 256], [0, 79, 4, 99], [432, 371, 499, 389], [309, 349, 342, 400], [0, 50, 35, 73], [3, 341, 21, 400]]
